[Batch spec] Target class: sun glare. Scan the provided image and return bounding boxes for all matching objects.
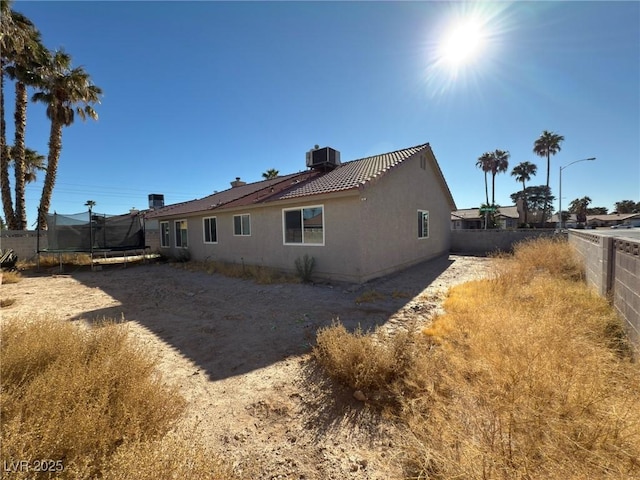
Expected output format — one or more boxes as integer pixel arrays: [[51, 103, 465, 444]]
[[421, 3, 511, 98], [439, 19, 485, 67]]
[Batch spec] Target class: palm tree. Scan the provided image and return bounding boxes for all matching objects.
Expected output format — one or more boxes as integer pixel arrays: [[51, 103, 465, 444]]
[[5, 12, 45, 229], [9, 145, 45, 183], [489, 149, 510, 205], [0, 0, 31, 229], [476, 152, 493, 207], [569, 196, 591, 225], [32, 49, 102, 229], [0, 0, 13, 228], [262, 168, 279, 180], [533, 130, 564, 224], [511, 161, 537, 224]]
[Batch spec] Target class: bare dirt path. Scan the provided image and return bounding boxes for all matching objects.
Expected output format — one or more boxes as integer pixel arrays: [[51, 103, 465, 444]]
[[1, 254, 491, 479]]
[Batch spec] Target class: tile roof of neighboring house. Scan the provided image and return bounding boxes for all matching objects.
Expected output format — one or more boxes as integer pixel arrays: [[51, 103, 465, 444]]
[[586, 213, 640, 222], [146, 142, 455, 218], [549, 213, 578, 223], [451, 205, 520, 220], [546, 213, 640, 223]]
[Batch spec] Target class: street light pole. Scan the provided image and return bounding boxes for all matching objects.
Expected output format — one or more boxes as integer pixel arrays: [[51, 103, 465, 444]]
[[558, 157, 596, 230]]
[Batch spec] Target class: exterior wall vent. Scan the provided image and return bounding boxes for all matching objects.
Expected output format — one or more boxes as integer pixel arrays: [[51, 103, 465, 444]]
[[306, 146, 341, 171], [148, 194, 164, 209]]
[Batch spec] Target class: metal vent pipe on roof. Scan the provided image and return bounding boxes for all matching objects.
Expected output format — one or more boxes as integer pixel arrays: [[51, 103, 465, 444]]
[[230, 177, 247, 188]]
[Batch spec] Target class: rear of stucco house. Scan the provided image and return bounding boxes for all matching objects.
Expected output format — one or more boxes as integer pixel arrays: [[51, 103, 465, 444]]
[[145, 143, 456, 283]]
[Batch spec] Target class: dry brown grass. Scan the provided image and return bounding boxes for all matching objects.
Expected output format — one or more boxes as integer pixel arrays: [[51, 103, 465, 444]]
[[39, 252, 93, 267], [0, 316, 236, 479], [102, 433, 237, 480], [1, 270, 22, 284], [354, 289, 387, 304], [492, 235, 585, 282], [314, 322, 421, 399], [175, 259, 300, 284], [315, 237, 640, 479]]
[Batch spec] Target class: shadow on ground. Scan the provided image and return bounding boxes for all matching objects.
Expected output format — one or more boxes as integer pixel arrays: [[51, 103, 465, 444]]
[[68, 255, 455, 383]]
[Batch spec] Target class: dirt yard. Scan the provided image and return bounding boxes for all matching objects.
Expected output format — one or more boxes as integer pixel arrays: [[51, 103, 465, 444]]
[[1, 254, 491, 479]]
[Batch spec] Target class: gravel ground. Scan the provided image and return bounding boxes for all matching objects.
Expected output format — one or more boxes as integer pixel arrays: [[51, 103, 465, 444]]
[[2, 254, 492, 479]]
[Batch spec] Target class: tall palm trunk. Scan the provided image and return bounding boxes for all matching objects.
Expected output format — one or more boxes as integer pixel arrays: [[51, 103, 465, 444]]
[[37, 118, 62, 230], [484, 171, 489, 206], [13, 80, 27, 229], [521, 179, 528, 224], [0, 60, 16, 229], [491, 171, 496, 205], [542, 153, 550, 224]]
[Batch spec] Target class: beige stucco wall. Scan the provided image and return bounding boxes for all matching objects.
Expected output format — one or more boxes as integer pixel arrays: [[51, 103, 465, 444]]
[[356, 149, 452, 281], [158, 193, 365, 282], [156, 149, 453, 283]]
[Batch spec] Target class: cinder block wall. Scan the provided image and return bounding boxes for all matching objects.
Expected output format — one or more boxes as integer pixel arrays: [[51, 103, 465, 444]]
[[0, 231, 47, 261], [450, 229, 557, 255], [568, 231, 613, 296], [1, 229, 160, 261], [612, 239, 640, 349], [570, 230, 639, 355]]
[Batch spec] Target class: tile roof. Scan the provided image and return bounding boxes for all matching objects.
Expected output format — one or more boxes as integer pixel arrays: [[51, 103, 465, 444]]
[[147, 142, 456, 218], [276, 144, 430, 200], [145, 172, 307, 219]]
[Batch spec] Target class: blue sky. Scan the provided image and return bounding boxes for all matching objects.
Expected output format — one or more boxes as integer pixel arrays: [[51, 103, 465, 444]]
[[6, 1, 640, 225]]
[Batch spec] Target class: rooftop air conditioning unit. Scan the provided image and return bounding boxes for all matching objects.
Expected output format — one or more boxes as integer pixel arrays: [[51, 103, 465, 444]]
[[306, 147, 341, 170], [148, 194, 165, 209]]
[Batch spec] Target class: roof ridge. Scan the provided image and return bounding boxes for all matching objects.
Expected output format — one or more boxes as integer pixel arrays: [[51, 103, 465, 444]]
[[340, 142, 430, 165], [146, 141, 446, 217]]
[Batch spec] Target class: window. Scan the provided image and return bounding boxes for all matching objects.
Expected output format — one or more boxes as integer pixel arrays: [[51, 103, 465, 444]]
[[175, 219, 188, 248], [203, 217, 217, 243], [233, 214, 251, 236], [418, 210, 429, 239], [420, 154, 426, 170], [160, 221, 170, 248], [283, 205, 324, 245]]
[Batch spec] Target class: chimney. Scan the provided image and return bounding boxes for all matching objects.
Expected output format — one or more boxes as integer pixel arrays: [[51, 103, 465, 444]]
[[230, 177, 246, 188]]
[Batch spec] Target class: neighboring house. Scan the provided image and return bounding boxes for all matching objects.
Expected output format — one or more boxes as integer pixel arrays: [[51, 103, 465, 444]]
[[451, 206, 520, 230], [549, 212, 578, 228], [546, 213, 640, 228], [586, 213, 640, 228], [145, 143, 456, 283]]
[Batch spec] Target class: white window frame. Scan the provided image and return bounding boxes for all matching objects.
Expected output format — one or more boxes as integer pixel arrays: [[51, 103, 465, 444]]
[[418, 210, 429, 239], [160, 221, 170, 248], [175, 219, 188, 248], [203, 216, 218, 244], [233, 214, 251, 236], [282, 205, 325, 246]]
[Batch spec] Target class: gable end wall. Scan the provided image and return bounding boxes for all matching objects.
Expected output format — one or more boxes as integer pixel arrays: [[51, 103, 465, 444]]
[[357, 149, 452, 281]]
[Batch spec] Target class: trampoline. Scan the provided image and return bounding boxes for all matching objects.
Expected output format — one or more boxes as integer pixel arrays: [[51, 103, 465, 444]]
[[38, 210, 149, 271]]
